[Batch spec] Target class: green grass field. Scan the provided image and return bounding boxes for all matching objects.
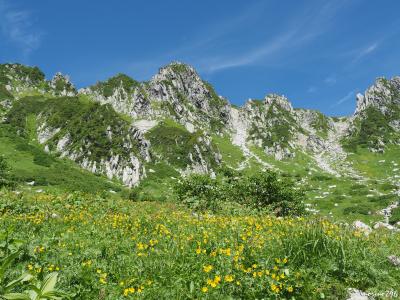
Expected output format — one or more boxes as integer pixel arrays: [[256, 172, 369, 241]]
[[1, 191, 399, 299]]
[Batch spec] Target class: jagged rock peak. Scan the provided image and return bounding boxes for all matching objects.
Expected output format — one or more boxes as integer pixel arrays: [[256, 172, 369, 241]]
[[50, 72, 77, 96], [149, 61, 221, 110], [355, 77, 400, 115], [264, 94, 293, 112], [151, 61, 203, 85], [51, 72, 72, 84]]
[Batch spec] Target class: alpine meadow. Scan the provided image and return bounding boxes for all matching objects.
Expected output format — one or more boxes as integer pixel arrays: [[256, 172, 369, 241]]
[[1, 1, 400, 299]]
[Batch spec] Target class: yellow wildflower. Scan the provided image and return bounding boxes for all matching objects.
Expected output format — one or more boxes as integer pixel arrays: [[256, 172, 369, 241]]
[[203, 265, 213, 273]]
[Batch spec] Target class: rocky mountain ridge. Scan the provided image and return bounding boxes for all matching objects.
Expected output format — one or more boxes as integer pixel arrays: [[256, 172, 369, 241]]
[[1, 62, 399, 187]]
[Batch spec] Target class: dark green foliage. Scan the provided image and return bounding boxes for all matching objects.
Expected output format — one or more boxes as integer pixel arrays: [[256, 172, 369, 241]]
[[92, 73, 139, 97], [169, 63, 189, 74], [348, 189, 369, 196], [248, 102, 299, 149], [0, 156, 14, 188], [368, 194, 397, 207], [175, 170, 306, 216], [0, 85, 13, 101], [389, 207, 400, 225], [311, 174, 333, 181], [240, 172, 306, 216], [310, 111, 330, 136], [0, 123, 126, 194], [146, 120, 218, 169], [348, 183, 369, 196], [379, 183, 397, 191], [52, 76, 76, 96], [175, 174, 222, 212], [0, 63, 45, 85], [6, 96, 141, 162], [0, 156, 8, 178], [5, 96, 44, 135], [15, 143, 55, 167], [343, 205, 371, 215], [344, 106, 399, 152], [202, 81, 228, 109], [127, 188, 140, 201]]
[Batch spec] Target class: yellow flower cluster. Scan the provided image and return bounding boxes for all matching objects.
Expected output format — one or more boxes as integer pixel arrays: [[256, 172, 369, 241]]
[[206, 275, 221, 288], [81, 260, 92, 267], [97, 269, 107, 284], [4, 192, 375, 298], [34, 245, 45, 253]]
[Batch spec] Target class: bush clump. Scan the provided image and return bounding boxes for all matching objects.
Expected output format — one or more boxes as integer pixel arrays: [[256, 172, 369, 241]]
[[175, 169, 306, 216], [0, 156, 14, 188], [389, 207, 400, 225], [343, 205, 371, 215]]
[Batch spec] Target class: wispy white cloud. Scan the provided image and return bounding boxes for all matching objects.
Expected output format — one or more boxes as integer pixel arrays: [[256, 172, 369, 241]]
[[307, 86, 317, 93], [199, 30, 298, 73], [168, 1, 270, 57], [350, 41, 379, 64], [324, 76, 337, 86], [0, 0, 42, 56], [331, 90, 355, 107], [193, 1, 349, 73], [125, 0, 349, 76]]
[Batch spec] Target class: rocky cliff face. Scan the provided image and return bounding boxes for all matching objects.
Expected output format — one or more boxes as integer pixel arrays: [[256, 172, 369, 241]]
[[1, 62, 399, 186], [80, 62, 231, 133], [344, 77, 400, 152], [355, 77, 400, 115]]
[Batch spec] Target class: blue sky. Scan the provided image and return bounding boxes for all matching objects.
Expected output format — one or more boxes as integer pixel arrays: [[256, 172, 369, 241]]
[[1, 0, 400, 116]]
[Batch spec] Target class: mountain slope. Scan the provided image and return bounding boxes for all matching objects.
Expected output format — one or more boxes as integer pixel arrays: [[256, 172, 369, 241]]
[[0, 61, 399, 221], [0, 123, 126, 195]]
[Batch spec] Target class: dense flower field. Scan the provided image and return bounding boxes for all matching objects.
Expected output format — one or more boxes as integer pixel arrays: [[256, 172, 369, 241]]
[[1, 191, 399, 299]]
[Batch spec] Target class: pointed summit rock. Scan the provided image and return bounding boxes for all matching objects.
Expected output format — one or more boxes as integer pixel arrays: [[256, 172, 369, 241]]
[[355, 77, 400, 115], [264, 94, 293, 112], [50, 72, 77, 96]]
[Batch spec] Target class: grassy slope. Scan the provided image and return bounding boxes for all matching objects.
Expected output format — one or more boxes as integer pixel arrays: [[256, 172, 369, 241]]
[[1, 191, 399, 299], [0, 124, 126, 196], [247, 144, 399, 224]]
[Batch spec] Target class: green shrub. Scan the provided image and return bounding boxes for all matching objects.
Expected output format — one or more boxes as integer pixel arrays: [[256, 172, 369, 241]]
[[174, 171, 306, 216], [33, 152, 54, 167], [0, 156, 7, 176], [175, 174, 222, 212], [343, 205, 371, 215], [380, 183, 397, 191], [238, 172, 305, 216], [348, 189, 369, 196], [389, 207, 400, 225], [0, 85, 13, 101], [311, 174, 332, 181], [369, 194, 396, 207], [0, 156, 14, 188], [127, 188, 140, 201]]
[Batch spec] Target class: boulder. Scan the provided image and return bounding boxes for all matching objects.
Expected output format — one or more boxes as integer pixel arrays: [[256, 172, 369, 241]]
[[373, 222, 396, 230], [352, 220, 372, 235], [388, 255, 400, 267], [346, 288, 369, 300]]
